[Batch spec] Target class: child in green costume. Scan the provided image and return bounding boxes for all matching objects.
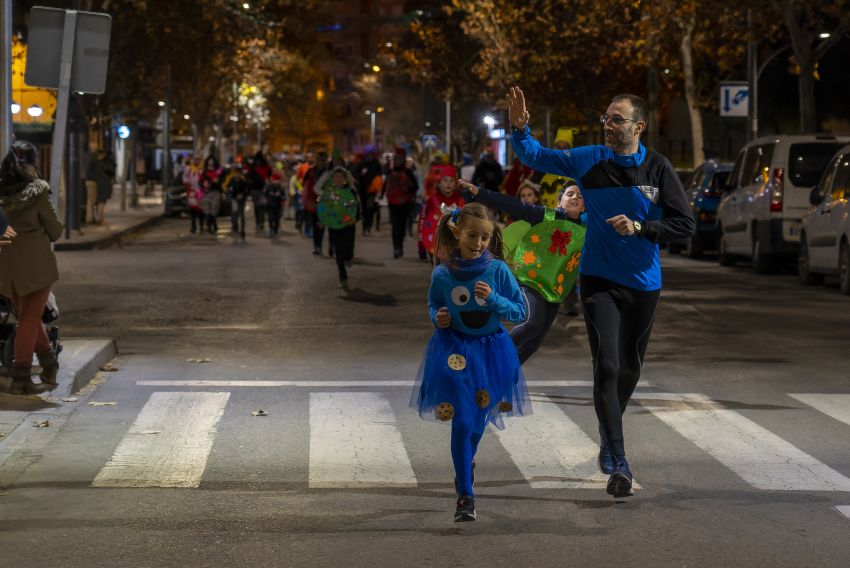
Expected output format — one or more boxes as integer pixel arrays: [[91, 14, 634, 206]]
[[460, 180, 585, 363]]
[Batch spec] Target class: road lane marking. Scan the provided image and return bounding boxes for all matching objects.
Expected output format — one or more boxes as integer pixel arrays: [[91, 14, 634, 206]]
[[788, 394, 850, 428], [637, 393, 850, 492], [495, 395, 611, 489], [135, 380, 652, 388], [308, 392, 416, 488], [91, 392, 230, 488], [836, 506, 850, 520]]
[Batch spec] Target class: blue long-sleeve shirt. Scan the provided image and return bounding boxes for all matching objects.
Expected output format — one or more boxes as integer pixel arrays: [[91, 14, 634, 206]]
[[511, 127, 694, 291], [428, 252, 526, 336]]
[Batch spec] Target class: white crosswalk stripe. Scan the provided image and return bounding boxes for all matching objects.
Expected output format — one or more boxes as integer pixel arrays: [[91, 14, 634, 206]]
[[789, 394, 850, 428], [308, 392, 417, 488], [92, 392, 230, 488], [495, 395, 609, 489], [637, 393, 850, 492], [87, 389, 850, 493]]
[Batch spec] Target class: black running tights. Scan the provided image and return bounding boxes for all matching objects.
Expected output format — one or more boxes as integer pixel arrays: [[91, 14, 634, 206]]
[[580, 274, 660, 460]]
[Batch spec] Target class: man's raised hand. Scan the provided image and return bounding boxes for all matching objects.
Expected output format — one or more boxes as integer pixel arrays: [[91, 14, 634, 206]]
[[506, 86, 530, 130]]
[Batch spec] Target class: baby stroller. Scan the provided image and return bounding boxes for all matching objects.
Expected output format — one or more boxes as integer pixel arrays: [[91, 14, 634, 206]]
[[0, 292, 62, 371]]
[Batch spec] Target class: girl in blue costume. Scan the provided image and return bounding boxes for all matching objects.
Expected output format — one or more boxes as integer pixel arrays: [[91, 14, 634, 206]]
[[460, 180, 586, 364], [410, 202, 531, 522]]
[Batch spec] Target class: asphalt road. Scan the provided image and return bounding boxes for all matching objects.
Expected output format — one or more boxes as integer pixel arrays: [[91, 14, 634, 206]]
[[1, 215, 849, 568]]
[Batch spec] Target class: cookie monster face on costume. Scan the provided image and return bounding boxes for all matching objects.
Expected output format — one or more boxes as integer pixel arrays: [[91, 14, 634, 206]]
[[448, 283, 490, 333]]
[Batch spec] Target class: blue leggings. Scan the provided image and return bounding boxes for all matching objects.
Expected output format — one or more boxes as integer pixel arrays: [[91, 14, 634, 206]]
[[451, 422, 484, 497]]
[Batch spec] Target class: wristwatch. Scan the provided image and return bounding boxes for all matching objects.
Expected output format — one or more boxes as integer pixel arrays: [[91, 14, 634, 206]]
[[633, 220, 643, 236]]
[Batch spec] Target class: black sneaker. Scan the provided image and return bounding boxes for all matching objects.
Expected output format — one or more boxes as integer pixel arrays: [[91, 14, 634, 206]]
[[454, 495, 476, 522], [606, 460, 634, 498]]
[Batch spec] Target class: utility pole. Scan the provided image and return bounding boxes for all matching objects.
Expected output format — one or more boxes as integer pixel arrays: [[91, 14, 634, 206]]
[[445, 100, 451, 158], [1, 0, 12, 157], [747, 9, 758, 142], [161, 63, 171, 190], [47, 10, 77, 212]]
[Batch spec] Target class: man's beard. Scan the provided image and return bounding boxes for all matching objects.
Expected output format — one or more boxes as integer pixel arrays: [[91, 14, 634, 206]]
[[605, 127, 635, 153]]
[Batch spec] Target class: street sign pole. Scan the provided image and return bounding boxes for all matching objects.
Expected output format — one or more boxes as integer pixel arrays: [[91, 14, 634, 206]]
[[48, 10, 77, 211], [747, 9, 757, 141], [162, 63, 171, 190], [445, 100, 451, 156], [1, 0, 13, 157]]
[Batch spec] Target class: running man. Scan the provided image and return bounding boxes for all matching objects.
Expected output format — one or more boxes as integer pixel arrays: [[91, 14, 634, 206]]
[[506, 86, 695, 498]]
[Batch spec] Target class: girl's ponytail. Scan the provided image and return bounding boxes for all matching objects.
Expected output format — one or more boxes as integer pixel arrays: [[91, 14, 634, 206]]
[[432, 210, 459, 266]]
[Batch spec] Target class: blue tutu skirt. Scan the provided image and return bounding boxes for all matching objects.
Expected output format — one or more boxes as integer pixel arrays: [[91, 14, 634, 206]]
[[409, 326, 532, 432]]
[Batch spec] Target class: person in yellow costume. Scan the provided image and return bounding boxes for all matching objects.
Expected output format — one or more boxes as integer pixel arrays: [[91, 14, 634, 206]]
[[536, 128, 578, 208]]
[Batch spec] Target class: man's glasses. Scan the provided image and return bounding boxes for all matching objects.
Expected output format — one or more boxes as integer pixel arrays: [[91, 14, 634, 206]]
[[600, 114, 639, 126]]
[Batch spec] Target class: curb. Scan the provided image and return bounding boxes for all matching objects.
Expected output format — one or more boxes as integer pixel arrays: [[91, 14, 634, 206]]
[[0, 338, 117, 478], [56, 338, 118, 397], [54, 215, 162, 251]]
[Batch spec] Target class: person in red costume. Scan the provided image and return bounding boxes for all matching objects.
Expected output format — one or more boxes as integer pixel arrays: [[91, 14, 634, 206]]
[[423, 156, 455, 202], [418, 166, 464, 261], [500, 158, 535, 197]]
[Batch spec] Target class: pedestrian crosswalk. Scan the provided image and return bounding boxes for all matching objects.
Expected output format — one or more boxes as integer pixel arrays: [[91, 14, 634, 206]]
[[309, 392, 417, 488], [92, 392, 230, 488], [84, 387, 850, 493]]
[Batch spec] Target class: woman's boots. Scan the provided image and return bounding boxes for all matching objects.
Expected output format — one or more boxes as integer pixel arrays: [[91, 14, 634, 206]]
[[36, 350, 59, 387], [9, 364, 52, 395]]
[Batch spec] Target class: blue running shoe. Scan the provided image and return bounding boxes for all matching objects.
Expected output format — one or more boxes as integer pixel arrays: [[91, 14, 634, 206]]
[[598, 425, 615, 475], [606, 460, 634, 498]]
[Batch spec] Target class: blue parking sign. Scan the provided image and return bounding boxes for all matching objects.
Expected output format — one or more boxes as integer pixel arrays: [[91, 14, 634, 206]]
[[720, 82, 748, 117]]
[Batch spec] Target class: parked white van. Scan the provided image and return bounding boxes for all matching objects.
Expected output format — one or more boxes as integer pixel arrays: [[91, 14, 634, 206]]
[[717, 135, 850, 273], [798, 144, 850, 294]]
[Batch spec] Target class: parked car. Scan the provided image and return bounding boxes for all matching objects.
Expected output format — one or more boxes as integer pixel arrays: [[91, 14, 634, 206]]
[[798, 144, 850, 294], [670, 160, 733, 258], [716, 134, 850, 273]]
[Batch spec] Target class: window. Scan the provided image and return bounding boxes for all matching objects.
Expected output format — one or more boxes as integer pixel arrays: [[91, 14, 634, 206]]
[[831, 155, 850, 201], [689, 168, 705, 190], [741, 144, 775, 186], [728, 151, 745, 190], [817, 157, 839, 202], [710, 171, 730, 191], [788, 143, 845, 188]]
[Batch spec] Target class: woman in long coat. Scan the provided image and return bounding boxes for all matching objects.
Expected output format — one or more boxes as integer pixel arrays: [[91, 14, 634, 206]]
[[0, 141, 64, 395]]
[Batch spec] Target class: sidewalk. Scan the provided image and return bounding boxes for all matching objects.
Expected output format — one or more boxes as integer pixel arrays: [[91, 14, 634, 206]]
[[0, 338, 117, 478], [54, 188, 164, 251]]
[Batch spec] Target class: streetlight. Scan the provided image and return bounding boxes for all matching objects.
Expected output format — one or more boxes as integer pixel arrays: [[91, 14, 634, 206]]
[[483, 115, 496, 128], [365, 110, 376, 146], [157, 100, 165, 107], [183, 114, 190, 120], [242, 2, 250, 9], [371, 64, 381, 73]]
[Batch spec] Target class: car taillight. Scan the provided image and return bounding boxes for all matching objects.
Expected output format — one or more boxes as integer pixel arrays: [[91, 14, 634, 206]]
[[769, 167, 784, 212]]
